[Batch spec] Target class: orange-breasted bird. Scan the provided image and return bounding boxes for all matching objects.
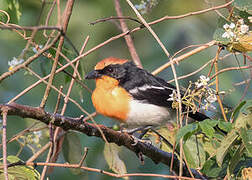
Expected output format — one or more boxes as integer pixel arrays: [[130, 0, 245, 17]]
[[85, 57, 209, 129]]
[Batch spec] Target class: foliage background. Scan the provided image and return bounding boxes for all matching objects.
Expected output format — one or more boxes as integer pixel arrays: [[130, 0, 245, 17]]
[[0, 0, 251, 179]]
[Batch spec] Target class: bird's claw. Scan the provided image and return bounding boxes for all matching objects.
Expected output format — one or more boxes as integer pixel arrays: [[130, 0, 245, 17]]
[[131, 136, 152, 146]]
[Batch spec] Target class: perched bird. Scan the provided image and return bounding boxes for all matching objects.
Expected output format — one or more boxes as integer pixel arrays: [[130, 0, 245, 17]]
[[85, 57, 209, 129]]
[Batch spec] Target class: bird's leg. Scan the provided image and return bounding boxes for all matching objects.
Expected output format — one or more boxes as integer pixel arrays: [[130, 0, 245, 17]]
[[138, 125, 153, 139], [126, 124, 179, 154], [122, 125, 153, 146], [122, 125, 176, 151], [149, 127, 180, 155], [122, 125, 177, 153], [120, 125, 153, 135]]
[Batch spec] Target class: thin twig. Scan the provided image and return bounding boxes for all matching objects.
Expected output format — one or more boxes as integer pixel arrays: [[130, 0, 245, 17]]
[[48, 86, 63, 162], [214, 47, 228, 122], [89, 16, 143, 26], [40, 0, 75, 108], [182, 148, 194, 178], [27, 142, 51, 163], [152, 40, 216, 75], [1, 107, 9, 180], [0, 25, 62, 31], [170, 44, 206, 60], [54, 86, 64, 114], [0, 33, 61, 83], [40, 142, 53, 179], [49, 47, 82, 80], [61, 36, 89, 115], [168, 50, 233, 83], [168, 60, 212, 83], [45, 85, 64, 174], [233, 79, 251, 86], [23, 67, 91, 116], [45, 50, 91, 92], [49, 36, 90, 171], [149, 0, 234, 25], [0, 122, 39, 147], [210, 65, 252, 80], [239, 67, 252, 102], [43, 0, 57, 38], [114, 0, 142, 68], [78, 147, 88, 167], [5, 161, 201, 180]]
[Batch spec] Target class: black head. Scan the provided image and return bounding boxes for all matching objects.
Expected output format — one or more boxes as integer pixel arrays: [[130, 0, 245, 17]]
[[85, 58, 136, 82]]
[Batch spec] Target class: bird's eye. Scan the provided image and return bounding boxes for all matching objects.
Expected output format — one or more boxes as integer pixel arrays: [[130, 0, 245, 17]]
[[107, 67, 113, 73]]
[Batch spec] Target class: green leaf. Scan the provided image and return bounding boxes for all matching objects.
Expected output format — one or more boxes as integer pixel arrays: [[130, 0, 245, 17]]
[[231, 101, 246, 120], [234, 110, 252, 129], [227, 144, 245, 177], [183, 136, 206, 169], [216, 130, 239, 166], [213, 133, 225, 141], [206, 119, 219, 127], [210, 137, 221, 150], [201, 159, 222, 178], [240, 128, 252, 156], [7, 155, 22, 163], [62, 132, 83, 174], [233, 0, 252, 12], [175, 123, 199, 145], [203, 141, 217, 157], [0, 156, 40, 180], [104, 143, 127, 178], [218, 121, 232, 132], [199, 119, 217, 138], [240, 100, 252, 113]]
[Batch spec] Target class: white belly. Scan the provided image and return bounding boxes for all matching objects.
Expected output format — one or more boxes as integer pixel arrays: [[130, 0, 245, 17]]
[[125, 100, 176, 128]]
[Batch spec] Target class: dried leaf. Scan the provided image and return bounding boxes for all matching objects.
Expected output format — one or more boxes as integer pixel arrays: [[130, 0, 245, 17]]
[[104, 143, 127, 179]]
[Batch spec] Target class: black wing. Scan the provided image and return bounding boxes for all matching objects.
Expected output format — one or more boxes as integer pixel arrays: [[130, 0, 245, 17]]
[[120, 65, 209, 121]]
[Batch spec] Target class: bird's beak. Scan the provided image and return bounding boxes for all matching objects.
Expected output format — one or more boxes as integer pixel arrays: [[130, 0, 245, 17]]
[[85, 70, 101, 79]]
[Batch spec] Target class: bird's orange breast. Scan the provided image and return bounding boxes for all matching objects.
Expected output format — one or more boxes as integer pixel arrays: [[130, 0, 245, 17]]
[[91, 76, 131, 122]]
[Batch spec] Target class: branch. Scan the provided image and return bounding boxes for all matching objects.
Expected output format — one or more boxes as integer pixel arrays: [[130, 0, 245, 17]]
[[2, 107, 9, 180], [6, 161, 201, 179], [0, 103, 206, 179], [89, 16, 143, 26], [0, 25, 62, 31], [114, 0, 142, 68]]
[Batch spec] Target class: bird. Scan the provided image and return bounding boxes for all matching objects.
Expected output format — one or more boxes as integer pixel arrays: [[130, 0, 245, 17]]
[[85, 57, 209, 130]]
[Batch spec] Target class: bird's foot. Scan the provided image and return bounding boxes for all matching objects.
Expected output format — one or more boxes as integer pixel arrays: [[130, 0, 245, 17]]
[[131, 135, 152, 146]]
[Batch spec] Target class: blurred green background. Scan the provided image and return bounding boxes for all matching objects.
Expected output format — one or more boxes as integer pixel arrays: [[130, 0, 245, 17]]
[[0, 0, 251, 179]]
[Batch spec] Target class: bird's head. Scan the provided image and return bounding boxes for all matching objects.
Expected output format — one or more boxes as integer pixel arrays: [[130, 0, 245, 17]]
[[85, 57, 134, 84]]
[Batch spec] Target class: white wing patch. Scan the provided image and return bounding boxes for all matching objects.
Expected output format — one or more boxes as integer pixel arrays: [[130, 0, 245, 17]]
[[129, 88, 139, 94], [138, 84, 151, 91], [129, 84, 167, 94], [151, 86, 166, 90]]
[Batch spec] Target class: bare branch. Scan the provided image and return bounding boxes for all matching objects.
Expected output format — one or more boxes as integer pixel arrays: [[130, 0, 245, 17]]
[[89, 16, 143, 26], [114, 0, 142, 68], [1, 107, 9, 180], [6, 161, 202, 179], [40, 0, 75, 108]]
